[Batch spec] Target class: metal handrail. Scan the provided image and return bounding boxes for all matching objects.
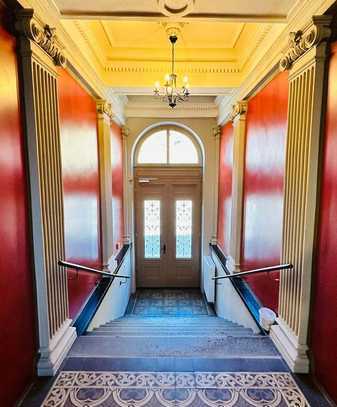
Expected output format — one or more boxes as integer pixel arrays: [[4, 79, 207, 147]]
[[58, 260, 130, 279], [212, 263, 293, 280]]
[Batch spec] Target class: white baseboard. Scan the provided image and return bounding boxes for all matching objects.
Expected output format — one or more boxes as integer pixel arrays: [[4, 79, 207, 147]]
[[37, 319, 77, 376], [270, 318, 310, 373]]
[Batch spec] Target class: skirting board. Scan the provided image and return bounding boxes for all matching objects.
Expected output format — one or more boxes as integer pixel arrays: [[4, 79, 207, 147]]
[[37, 319, 77, 376], [270, 319, 309, 373]]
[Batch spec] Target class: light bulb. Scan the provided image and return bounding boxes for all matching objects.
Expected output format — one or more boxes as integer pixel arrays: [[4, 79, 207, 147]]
[[165, 74, 170, 82], [154, 81, 160, 89], [183, 75, 189, 83]]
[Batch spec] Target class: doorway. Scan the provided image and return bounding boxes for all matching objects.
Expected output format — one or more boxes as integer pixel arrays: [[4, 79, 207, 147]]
[[135, 166, 202, 287]]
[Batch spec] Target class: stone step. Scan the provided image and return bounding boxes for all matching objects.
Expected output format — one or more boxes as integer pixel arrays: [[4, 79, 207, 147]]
[[104, 319, 239, 326], [88, 331, 254, 338], [89, 328, 253, 336], [70, 335, 277, 358], [102, 324, 240, 330], [92, 326, 248, 332]]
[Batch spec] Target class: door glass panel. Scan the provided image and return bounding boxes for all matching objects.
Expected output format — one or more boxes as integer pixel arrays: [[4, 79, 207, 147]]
[[169, 131, 199, 164], [176, 200, 192, 259], [144, 200, 161, 258], [138, 131, 167, 164]]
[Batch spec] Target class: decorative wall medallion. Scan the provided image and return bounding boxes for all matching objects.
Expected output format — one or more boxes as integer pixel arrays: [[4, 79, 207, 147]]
[[15, 10, 66, 67], [157, 0, 195, 17]]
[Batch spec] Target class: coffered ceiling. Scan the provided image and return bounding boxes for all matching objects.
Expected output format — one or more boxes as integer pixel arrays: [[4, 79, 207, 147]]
[[55, 0, 298, 95]]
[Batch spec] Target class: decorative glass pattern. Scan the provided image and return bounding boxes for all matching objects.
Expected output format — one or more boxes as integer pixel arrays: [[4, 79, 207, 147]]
[[144, 200, 161, 258], [176, 200, 192, 259]]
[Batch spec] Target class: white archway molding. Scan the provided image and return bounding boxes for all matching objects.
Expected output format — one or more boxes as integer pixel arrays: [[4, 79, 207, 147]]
[[123, 118, 219, 294], [130, 121, 206, 169]]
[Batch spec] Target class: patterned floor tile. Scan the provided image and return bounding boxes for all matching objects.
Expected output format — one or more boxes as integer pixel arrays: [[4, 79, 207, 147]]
[[132, 289, 209, 317], [42, 371, 310, 406]]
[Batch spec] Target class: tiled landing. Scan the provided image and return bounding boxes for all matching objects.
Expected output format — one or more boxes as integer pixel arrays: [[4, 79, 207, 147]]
[[128, 288, 212, 316], [42, 371, 309, 406]]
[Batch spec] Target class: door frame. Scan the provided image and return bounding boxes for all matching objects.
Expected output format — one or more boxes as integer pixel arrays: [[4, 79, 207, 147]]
[[134, 166, 203, 288], [125, 121, 219, 294]]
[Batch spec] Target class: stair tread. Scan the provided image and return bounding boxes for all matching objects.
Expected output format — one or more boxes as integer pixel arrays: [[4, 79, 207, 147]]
[[70, 335, 276, 358]]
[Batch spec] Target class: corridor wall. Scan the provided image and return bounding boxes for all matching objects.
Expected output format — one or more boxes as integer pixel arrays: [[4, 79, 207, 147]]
[[58, 69, 102, 318], [311, 40, 337, 404], [241, 71, 288, 311], [217, 122, 233, 255], [111, 122, 124, 254], [0, 5, 36, 406]]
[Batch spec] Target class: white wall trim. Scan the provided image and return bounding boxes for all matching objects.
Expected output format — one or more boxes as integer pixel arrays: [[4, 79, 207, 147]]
[[37, 319, 77, 376], [270, 319, 309, 373]]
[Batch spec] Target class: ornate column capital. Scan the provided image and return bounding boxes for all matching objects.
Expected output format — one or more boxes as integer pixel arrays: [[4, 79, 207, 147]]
[[212, 125, 221, 138], [15, 9, 66, 67], [230, 101, 248, 123], [97, 100, 114, 120], [121, 126, 130, 139], [279, 16, 332, 71]]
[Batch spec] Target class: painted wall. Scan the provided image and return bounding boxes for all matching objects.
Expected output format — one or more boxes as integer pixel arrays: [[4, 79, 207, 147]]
[[111, 122, 124, 254], [0, 9, 36, 406], [241, 71, 288, 311], [217, 122, 233, 255], [58, 69, 102, 319], [311, 41, 337, 404]]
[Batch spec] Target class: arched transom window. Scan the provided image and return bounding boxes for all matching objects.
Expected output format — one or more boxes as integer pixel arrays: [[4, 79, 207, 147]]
[[136, 126, 201, 165]]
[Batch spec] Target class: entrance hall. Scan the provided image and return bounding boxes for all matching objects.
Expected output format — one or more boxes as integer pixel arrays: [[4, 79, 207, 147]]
[[1, 1, 337, 406]]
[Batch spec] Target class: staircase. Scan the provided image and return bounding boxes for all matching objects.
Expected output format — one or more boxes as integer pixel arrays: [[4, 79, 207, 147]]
[[69, 314, 281, 362]]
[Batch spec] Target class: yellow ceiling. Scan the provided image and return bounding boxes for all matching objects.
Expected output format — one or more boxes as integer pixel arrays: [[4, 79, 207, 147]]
[[61, 18, 285, 90]]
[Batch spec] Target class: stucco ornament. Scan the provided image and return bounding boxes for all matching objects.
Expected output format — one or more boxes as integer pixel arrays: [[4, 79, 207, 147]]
[[279, 17, 332, 71], [157, 0, 195, 17], [15, 10, 66, 67]]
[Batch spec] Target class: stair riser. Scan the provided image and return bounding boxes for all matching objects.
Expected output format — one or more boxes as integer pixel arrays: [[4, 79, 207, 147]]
[[90, 328, 253, 333]]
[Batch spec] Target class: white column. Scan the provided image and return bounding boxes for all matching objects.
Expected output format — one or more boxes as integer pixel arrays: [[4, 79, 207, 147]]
[[270, 16, 332, 373], [97, 101, 114, 266], [15, 9, 76, 376], [227, 102, 248, 272], [211, 125, 221, 245]]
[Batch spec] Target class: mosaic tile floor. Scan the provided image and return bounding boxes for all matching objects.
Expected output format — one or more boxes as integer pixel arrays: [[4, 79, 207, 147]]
[[42, 371, 309, 406], [131, 289, 210, 316]]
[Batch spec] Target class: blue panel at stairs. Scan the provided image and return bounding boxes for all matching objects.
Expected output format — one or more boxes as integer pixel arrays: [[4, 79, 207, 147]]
[[72, 244, 130, 335], [210, 244, 265, 333]]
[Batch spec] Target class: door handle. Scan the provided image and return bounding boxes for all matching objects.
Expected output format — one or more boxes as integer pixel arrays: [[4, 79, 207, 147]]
[[162, 244, 166, 254]]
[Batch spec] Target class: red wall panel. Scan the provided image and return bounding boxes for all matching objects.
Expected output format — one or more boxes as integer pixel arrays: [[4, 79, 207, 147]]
[[217, 122, 233, 255], [242, 71, 288, 311], [58, 69, 102, 319], [311, 41, 337, 404], [110, 122, 124, 254], [0, 11, 36, 406]]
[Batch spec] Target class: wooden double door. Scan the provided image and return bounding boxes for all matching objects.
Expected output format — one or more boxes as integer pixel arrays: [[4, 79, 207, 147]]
[[135, 167, 202, 287]]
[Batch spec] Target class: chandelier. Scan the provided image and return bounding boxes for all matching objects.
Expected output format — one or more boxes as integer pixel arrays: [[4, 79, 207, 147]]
[[154, 34, 190, 108]]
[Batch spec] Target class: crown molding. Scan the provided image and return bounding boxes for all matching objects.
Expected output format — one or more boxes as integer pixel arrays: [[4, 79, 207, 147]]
[[104, 62, 239, 75], [18, 0, 126, 118], [110, 87, 235, 97], [217, 0, 336, 125], [126, 101, 218, 118], [107, 92, 128, 125]]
